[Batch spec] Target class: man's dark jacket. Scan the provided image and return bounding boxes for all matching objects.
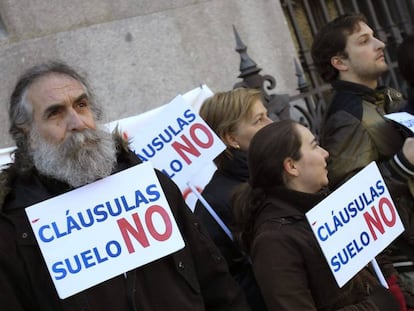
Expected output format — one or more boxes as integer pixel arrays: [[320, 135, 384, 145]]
[[0, 138, 250, 311], [321, 80, 414, 247]]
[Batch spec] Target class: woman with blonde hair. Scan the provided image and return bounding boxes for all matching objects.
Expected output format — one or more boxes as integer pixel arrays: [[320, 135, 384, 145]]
[[195, 88, 271, 310]]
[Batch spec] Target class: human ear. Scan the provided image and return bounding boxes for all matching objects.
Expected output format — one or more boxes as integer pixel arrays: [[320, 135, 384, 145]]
[[222, 132, 240, 149], [283, 157, 299, 177], [331, 55, 348, 71]]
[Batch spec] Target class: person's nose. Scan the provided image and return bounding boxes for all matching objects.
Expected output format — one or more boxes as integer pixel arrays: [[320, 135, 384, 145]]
[[320, 146, 329, 159], [324, 149, 329, 160], [264, 115, 273, 125], [374, 37, 386, 50], [67, 109, 85, 131]]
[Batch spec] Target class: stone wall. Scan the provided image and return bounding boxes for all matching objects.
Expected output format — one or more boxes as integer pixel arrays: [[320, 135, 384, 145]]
[[0, 0, 298, 148]]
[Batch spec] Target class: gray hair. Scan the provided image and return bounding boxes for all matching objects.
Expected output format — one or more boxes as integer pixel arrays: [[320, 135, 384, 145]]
[[9, 61, 102, 171]]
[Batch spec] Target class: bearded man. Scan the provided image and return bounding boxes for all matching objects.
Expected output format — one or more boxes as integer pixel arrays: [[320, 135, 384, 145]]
[[0, 61, 250, 311]]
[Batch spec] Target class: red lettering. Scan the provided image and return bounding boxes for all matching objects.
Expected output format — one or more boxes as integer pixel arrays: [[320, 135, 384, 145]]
[[364, 197, 397, 241], [189, 123, 214, 149], [172, 123, 215, 164], [145, 205, 173, 241], [117, 213, 149, 254], [172, 135, 200, 164], [379, 197, 396, 227], [363, 206, 384, 241]]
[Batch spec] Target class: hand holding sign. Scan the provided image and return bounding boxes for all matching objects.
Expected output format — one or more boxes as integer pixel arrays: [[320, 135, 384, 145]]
[[385, 112, 414, 167], [385, 112, 414, 135]]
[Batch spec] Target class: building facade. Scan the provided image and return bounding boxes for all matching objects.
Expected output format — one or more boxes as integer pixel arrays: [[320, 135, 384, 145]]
[[0, 0, 298, 148]]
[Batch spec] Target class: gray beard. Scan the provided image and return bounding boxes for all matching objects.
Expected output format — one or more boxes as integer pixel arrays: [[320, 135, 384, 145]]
[[30, 126, 117, 188]]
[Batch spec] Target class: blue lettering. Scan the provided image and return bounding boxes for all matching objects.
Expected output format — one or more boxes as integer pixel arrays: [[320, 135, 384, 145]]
[[93, 246, 109, 263], [106, 240, 122, 257], [106, 201, 122, 217], [141, 144, 156, 158], [376, 180, 385, 195], [135, 190, 149, 207], [52, 222, 67, 238], [332, 213, 343, 231], [161, 168, 175, 179], [39, 225, 54, 242], [346, 242, 356, 258], [354, 197, 366, 212], [370, 186, 380, 201], [136, 152, 147, 162], [347, 202, 358, 217], [65, 256, 82, 274], [52, 261, 67, 280], [184, 108, 196, 123], [159, 130, 173, 144], [152, 136, 164, 151], [121, 195, 136, 212], [168, 125, 181, 136], [360, 231, 370, 246], [337, 249, 349, 266], [66, 215, 81, 235], [331, 256, 341, 272], [362, 192, 373, 206], [330, 232, 370, 274], [317, 226, 328, 241], [51, 240, 122, 280], [146, 184, 160, 201], [170, 159, 183, 172], [325, 222, 336, 236], [94, 204, 108, 222], [81, 250, 96, 269], [338, 208, 350, 224], [176, 117, 189, 131], [77, 209, 94, 227]]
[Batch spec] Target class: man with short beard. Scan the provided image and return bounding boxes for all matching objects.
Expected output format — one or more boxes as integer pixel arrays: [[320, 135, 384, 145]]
[[0, 61, 250, 311], [312, 13, 414, 310]]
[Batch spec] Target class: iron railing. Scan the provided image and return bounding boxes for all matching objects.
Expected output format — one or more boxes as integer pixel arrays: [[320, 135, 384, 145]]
[[280, 0, 414, 135], [234, 1, 414, 136]]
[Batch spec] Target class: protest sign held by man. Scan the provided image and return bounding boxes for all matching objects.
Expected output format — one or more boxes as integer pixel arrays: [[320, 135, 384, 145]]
[[311, 13, 414, 309], [0, 61, 250, 311], [312, 12, 414, 257]]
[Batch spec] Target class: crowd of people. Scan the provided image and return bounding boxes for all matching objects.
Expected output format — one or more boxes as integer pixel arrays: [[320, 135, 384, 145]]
[[1, 11, 414, 311]]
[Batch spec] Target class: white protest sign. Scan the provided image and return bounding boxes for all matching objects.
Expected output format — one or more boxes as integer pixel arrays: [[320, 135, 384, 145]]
[[306, 162, 404, 287], [25, 162, 185, 299], [0, 146, 15, 169], [182, 84, 214, 113], [181, 85, 218, 208], [385, 112, 414, 134], [3, 85, 219, 208], [108, 94, 224, 193]]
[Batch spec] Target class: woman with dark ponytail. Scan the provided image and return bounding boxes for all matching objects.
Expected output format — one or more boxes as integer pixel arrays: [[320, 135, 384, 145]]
[[232, 120, 400, 311]]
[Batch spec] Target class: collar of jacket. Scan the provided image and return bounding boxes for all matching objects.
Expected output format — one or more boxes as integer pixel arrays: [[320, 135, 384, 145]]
[[332, 80, 404, 114], [218, 148, 249, 182], [253, 186, 328, 228], [332, 80, 402, 104]]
